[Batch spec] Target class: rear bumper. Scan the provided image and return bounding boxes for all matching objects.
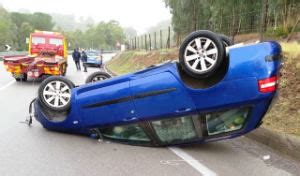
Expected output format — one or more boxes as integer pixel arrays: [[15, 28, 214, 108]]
[[86, 60, 101, 66]]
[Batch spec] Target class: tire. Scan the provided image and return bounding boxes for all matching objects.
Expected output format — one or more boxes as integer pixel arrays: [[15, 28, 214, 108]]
[[38, 76, 75, 112], [179, 30, 225, 79], [85, 71, 111, 84], [21, 74, 27, 81], [219, 34, 234, 47], [15, 74, 27, 82], [61, 63, 67, 76]]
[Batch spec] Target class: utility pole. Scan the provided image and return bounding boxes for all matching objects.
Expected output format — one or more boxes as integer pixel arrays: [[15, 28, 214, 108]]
[[166, 26, 171, 49], [149, 34, 152, 51], [145, 35, 147, 50], [160, 30, 163, 49], [154, 32, 157, 49]]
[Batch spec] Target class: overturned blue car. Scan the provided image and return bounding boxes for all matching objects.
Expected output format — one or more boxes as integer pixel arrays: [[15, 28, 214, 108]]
[[32, 30, 282, 146]]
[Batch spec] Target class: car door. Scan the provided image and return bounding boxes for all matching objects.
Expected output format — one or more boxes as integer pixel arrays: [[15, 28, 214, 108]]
[[130, 71, 196, 120], [78, 80, 136, 126]]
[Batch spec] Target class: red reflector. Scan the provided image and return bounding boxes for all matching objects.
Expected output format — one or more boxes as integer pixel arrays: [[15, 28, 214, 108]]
[[258, 76, 277, 93]]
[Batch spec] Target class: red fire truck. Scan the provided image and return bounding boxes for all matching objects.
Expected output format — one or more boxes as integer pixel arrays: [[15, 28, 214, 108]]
[[3, 31, 68, 81]]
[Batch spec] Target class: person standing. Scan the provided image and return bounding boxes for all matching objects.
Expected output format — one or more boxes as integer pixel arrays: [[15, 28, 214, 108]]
[[99, 54, 103, 69], [72, 48, 81, 71], [81, 50, 88, 72]]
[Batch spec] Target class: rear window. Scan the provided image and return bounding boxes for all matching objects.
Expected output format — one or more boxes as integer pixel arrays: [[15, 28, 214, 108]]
[[87, 52, 99, 57], [49, 38, 63, 46], [206, 108, 249, 136], [32, 37, 45, 44]]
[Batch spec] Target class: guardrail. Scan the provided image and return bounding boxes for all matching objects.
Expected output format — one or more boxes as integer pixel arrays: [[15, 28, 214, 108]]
[[0, 50, 118, 60]]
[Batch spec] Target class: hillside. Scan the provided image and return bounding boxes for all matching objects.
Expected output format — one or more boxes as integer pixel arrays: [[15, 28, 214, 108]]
[[106, 43, 300, 136]]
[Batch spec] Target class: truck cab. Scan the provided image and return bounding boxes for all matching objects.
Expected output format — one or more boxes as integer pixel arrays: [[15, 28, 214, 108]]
[[29, 31, 68, 59]]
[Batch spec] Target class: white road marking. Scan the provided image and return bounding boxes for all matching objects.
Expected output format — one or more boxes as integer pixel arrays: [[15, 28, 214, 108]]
[[169, 147, 217, 176], [0, 80, 15, 91]]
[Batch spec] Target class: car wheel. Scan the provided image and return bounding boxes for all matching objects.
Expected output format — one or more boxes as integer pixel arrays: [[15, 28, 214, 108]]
[[38, 76, 75, 112], [85, 71, 111, 84], [219, 34, 234, 47], [179, 30, 225, 79]]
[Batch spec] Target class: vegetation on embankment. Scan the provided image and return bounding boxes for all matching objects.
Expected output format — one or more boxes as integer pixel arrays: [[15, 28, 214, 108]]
[[106, 48, 178, 75], [263, 42, 300, 136], [107, 42, 300, 136]]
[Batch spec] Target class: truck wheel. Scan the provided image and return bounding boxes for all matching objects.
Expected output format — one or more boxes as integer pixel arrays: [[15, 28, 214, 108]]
[[60, 64, 67, 76], [21, 74, 27, 81], [15, 74, 27, 82], [179, 30, 225, 79], [85, 71, 111, 84], [38, 76, 75, 112], [219, 34, 234, 47]]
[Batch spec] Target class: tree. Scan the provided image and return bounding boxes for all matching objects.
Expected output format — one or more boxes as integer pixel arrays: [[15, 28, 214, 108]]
[[31, 12, 54, 31], [10, 12, 54, 50], [0, 6, 14, 51], [19, 22, 33, 50], [124, 27, 137, 40], [164, 0, 300, 39]]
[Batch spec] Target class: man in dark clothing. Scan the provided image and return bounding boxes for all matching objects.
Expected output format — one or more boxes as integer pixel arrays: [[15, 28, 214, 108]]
[[72, 48, 81, 70], [81, 50, 88, 72]]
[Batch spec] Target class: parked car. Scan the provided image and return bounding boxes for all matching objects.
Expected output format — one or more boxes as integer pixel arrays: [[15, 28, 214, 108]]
[[31, 30, 282, 146], [85, 51, 102, 67]]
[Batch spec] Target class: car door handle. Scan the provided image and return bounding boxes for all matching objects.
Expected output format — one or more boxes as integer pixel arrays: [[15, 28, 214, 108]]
[[123, 117, 137, 122], [175, 108, 192, 113]]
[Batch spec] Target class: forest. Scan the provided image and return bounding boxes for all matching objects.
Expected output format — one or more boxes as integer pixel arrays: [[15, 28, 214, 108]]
[[0, 6, 126, 51], [1, 1, 300, 51], [164, 0, 300, 42]]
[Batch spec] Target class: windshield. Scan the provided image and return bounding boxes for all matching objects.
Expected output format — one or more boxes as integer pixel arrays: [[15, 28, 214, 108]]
[[31, 37, 46, 45], [49, 38, 63, 46], [87, 52, 99, 57]]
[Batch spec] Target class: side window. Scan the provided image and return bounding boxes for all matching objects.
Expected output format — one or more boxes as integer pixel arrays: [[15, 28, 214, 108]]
[[206, 108, 249, 136], [151, 116, 198, 144], [101, 124, 150, 142]]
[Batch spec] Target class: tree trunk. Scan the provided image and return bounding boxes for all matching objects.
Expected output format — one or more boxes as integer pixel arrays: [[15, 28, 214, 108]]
[[192, 0, 197, 31], [260, 0, 269, 41]]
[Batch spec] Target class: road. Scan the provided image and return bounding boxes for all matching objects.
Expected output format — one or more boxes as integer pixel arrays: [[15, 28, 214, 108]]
[[0, 55, 299, 176]]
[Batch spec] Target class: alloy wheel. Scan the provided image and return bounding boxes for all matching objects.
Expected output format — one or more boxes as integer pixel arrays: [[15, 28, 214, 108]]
[[42, 81, 71, 108], [184, 37, 218, 73]]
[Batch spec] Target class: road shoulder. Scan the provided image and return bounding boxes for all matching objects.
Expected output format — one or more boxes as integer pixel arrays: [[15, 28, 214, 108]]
[[246, 127, 300, 162]]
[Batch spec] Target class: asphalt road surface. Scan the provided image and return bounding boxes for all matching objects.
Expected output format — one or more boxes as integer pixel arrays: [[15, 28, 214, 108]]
[[0, 55, 299, 176]]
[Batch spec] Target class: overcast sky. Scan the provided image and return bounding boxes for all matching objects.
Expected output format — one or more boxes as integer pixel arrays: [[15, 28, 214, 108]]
[[0, 0, 171, 33]]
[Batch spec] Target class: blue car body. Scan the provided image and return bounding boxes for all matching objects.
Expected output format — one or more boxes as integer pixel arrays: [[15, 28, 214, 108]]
[[86, 52, 102, 66], [34, 41, 282, 146]]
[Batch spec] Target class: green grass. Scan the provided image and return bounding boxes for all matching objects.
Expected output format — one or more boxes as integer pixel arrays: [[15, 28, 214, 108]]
[[281, 42, 300, 59], [263, 42, 300, 136], [107, 51, 136, 75], [106, 49, 178, 75]]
